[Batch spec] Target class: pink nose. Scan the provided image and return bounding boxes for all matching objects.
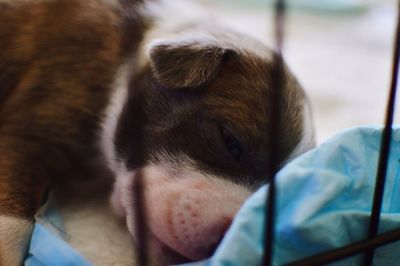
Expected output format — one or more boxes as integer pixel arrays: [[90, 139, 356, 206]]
[[168, 190, 234, 259], [145, 176, 251, 260]]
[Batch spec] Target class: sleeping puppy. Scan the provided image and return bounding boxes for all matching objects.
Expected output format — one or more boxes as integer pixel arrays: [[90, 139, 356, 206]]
[[0, 0, 315, 265]]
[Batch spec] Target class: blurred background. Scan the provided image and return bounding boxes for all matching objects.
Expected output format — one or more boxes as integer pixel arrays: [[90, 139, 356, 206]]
[[197, 0, 398, 143], [63, 1, 400, 265]]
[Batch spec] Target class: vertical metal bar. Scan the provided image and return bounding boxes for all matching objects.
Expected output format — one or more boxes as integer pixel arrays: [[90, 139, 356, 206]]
[[134, 170, 148, 266], [364, 1, 400, 265], [274, 0, 285, 53], [262, 1, 286, 265], [119, 2, 149, 264]]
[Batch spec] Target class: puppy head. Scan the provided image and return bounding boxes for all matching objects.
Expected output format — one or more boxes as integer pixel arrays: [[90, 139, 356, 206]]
[[108, 31, 315, 264]]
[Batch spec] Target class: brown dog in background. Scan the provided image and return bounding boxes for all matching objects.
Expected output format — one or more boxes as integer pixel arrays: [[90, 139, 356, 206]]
[[0, 0, 315, 265]]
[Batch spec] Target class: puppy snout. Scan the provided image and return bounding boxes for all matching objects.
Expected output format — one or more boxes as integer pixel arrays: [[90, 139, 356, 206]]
[[170, 191, 235, 260], [143, 167, 252, 262]]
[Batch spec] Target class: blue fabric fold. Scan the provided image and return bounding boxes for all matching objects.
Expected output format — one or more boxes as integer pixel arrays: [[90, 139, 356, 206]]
[[25, 224, 92, 266], [24, 195, 92, 266]]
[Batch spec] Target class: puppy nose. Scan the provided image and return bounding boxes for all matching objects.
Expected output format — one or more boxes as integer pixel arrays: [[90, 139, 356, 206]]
[[168, 190, 239, 260]]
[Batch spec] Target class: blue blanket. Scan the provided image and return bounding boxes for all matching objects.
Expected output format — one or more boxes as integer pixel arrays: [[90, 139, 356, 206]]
[[26, 126, 400, 266], [25, 196, 91, 266], [194, 126, 400, 266]]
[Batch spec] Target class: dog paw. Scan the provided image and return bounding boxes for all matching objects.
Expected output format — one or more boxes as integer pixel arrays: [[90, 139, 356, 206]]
[[0, 215, 33, 266]]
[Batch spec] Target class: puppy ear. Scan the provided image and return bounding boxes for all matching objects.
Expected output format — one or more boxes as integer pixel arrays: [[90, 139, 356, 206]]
[[148, 37, 228, 90]]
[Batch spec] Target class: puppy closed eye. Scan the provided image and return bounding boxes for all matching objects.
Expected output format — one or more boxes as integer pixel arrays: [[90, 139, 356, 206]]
[[220, 127, 243, 161]]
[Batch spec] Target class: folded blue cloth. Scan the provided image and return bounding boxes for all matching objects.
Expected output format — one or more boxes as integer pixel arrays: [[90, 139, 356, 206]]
[[24, 195, 92, 266], [25, 224, 92, 266], [198, 126, 400, 266]]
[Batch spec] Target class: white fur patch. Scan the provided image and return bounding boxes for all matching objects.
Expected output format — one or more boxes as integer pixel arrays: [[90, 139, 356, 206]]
[[0, 216, 33, 266], [110, 167, 134, 220], [100, 64, 131, 173], [287, 99, 316, 162]]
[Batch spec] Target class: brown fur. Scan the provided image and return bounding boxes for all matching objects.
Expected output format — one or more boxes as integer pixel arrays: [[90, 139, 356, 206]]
[[0, 0, 126, 217]]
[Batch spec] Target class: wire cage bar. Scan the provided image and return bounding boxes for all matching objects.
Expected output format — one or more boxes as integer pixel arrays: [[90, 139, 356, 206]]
[[363, 1, 400, 264], [134, 170, 149, 266], [262, 0, 286, 265], [284, 228, 400, 266]]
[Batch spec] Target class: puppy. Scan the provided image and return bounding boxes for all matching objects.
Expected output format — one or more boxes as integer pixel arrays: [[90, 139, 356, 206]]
[[0, 0, 315, 265]]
